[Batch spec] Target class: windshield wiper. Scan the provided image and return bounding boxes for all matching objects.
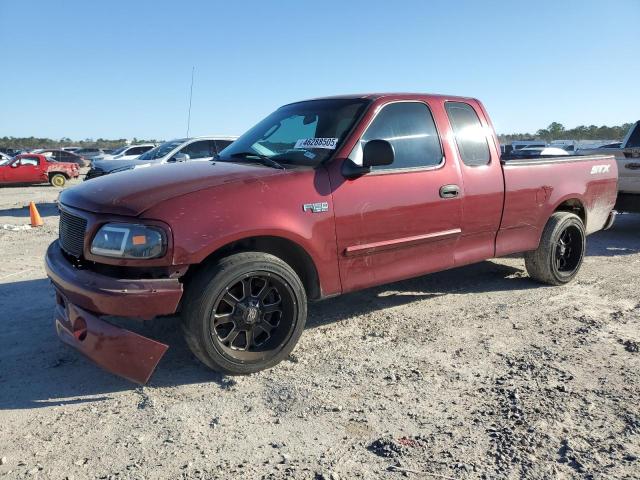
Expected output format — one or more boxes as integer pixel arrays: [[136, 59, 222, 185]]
[[229, 152, 285, 170]]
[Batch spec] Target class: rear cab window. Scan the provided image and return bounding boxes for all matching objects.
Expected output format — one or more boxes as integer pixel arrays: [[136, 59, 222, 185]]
[[445, 102, 491, 166], [349, 101, 443, 171]]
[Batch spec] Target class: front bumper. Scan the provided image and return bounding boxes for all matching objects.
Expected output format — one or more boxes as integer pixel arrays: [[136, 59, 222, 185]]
[[54, 292, 168, 384], [45, 241, 183, 319]]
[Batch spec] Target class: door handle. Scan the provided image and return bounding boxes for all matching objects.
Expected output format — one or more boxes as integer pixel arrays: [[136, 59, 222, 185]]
[[439, 184, 460, 198], [625, 162, 640, 170]]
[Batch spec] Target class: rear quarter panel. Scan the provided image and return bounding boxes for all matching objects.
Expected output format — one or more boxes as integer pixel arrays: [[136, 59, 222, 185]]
[[496, 155, 617, 257]]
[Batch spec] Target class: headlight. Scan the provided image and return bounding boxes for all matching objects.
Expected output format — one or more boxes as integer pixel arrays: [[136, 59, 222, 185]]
[[91, 223, 166, 259]]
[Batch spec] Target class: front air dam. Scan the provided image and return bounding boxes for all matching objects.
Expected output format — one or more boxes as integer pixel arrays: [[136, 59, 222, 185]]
[[54, 292, 168, 384]]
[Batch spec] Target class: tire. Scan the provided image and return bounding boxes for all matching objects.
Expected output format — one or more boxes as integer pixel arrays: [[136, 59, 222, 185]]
[[524, 212, 586, 285], [181, 252, 307, 375], [50, 173, 66, 187]]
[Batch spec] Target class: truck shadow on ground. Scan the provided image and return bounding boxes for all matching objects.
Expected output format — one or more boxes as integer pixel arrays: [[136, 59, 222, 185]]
[[0, 202, 59, 218], [586, 213, 640, 257], [0, 260, 536, 410]]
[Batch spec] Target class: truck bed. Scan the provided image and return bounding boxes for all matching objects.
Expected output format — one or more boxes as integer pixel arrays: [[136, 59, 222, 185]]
[[496, 154, 618, 257]]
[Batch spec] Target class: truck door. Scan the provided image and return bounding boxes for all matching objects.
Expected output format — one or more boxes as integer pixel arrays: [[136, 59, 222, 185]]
[[328, 100, 463, 293], [443, 101, 504, 265]]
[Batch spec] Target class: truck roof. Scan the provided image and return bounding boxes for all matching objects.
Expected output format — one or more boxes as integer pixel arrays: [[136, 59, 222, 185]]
[[285, 92, 479, 105]]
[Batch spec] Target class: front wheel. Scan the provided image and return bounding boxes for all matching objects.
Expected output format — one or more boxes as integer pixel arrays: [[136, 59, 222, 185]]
[[525, 212, 586, 285], [181, 252, 307, 375], [50, 174, 67, 187]]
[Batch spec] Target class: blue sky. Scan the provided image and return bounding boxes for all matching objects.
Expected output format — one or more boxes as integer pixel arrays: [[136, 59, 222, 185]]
[[0, 0, 638, 140]]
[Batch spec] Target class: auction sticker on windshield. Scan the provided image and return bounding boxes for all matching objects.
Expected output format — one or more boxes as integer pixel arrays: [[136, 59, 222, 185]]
[[294, 138, 338, 149]]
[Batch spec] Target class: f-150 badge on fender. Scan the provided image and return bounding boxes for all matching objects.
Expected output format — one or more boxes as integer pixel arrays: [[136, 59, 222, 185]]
[[591, 165, 610, 174], [303, 202, 329, 213]]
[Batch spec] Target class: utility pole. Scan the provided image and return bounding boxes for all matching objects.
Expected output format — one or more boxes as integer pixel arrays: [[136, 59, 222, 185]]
[[186, 66, 195, 137]]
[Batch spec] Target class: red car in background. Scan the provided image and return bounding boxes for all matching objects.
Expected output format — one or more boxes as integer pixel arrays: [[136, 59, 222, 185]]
[[0, 153, 79, 187]]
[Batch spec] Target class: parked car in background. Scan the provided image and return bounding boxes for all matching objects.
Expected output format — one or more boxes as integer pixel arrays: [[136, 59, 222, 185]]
[[507, 146, 570, 158], [61, 147, 81, 152], [577, 120, 640, 212], [511, 140, 547, 151], [1, 148, 22, 157], [86, 136, 237, 179], [46, 93, 618, 382], [0, 152, 13, 163], [74, 147, 104, 159], [93, 144, 156, 161], [550, 140, 577, 153], [39, 149, 90, 167], [0, 153, 79, 186]]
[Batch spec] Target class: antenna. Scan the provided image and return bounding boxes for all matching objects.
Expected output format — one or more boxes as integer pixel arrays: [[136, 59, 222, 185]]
[[186, 66, 195, 137]]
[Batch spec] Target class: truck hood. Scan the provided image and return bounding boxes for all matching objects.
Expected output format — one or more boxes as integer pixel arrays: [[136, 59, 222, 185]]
[[60, 161, 284, 216]]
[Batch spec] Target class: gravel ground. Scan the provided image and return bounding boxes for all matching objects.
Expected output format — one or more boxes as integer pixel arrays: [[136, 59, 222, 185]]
[[0, 179, 638, 479]]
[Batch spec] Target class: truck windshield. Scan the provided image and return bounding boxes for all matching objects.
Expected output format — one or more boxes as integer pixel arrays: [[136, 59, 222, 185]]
[[218, 99, 371, 167]]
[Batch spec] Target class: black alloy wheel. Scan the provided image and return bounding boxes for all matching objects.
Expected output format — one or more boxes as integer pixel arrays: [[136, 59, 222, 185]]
[[181, 252, 307, 374], [210, 272, 297, 362], [553, 225, 583, 275], [525, 211, 586, 285]]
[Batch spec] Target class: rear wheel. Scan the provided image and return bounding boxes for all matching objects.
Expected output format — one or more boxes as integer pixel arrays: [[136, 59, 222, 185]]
[[181, 252, 307, 374], [50, 173, 66, 187], [525, 212, 586, 285]]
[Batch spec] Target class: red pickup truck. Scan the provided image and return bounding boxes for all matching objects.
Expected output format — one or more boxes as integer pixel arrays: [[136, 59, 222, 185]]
[[45, 93, 618, 383], [0, 153, 79, 187]]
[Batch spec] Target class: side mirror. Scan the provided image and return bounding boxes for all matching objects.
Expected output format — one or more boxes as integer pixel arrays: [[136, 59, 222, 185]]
[[169, 153, 190, 163], [362, 139, 394, 168], [342, 139, 395, 179]]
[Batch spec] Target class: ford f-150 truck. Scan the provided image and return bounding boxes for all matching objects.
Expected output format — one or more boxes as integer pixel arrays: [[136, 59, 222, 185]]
[[45, 93, 618, 383], [1, 153, 79, 187], [577, 121, 640, 213]]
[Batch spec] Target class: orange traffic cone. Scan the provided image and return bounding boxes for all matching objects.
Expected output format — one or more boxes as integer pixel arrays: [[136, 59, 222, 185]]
[[29, 201, 44, 227]]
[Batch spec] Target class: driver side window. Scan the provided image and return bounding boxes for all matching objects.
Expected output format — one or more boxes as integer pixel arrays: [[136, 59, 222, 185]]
[[349, 102, 443, 171]]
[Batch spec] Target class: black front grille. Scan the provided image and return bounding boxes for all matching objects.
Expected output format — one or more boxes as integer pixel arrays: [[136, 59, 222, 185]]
[[59, 209, 87, 257]]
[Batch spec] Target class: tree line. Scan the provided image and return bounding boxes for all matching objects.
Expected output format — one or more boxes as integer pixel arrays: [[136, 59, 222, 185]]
[[0, 121, 635, 149], [498, 122, 634, 143], [0, 137, 162, 149]]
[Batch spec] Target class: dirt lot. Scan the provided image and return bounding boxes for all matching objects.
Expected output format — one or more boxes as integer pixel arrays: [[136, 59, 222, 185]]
[[0, 179, 638, 480]]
